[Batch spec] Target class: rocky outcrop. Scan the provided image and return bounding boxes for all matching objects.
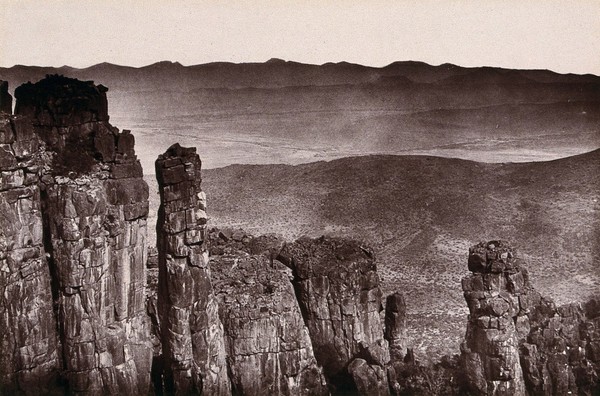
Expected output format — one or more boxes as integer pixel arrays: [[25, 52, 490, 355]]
[[519, 296, 600, 395], [11, 75, 153, 394], [155, 144, 230, 395], [461, 240, 600, 396], [0, 110, 60, 394], [211, 253, 329, 395], [0, 80, 12, 114], [15, 75, 108, 126], [281, 236, 390, 393]]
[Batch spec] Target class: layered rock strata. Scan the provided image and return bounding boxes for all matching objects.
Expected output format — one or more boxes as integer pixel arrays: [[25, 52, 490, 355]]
[[281, 236, 390, 393], [211, 253, 329, 395], [0, 109, 61, 394], [13, 75, 153, 394], [155, 144, 230, 395]]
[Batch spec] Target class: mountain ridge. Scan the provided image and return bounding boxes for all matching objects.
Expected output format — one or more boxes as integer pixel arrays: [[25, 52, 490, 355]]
[[2, 59, 598, 92]]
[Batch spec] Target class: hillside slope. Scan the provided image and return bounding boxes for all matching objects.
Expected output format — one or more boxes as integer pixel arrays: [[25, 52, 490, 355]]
[[194, 150, 600, 358]]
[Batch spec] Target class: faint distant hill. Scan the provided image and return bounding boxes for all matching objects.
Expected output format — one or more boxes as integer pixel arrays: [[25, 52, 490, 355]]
[[195, 149, 600, 359]]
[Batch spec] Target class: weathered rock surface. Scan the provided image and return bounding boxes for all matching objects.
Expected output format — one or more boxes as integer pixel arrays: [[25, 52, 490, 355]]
[[519, 296, 600, 395], [1, 76, 154, 394], [0, 109, 61, 394], [211, 253, 329, 395], [155, 144, 230, 395], [460, 241, 527, 395], [15, 75, 108, 126], [13, 75, 153, 394], [281, 236, 389, 392]]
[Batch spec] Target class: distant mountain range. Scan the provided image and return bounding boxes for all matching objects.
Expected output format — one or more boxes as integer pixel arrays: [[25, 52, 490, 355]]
[[1, 59, 599, 170], [2, 59, 599, 92]]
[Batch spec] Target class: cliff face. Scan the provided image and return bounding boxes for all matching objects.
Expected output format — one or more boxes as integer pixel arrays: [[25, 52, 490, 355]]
[[280, 236, 391, 393], [211, 253, 329, 395], [519, 294, 600, 395], [14, 75, 153, 394], [0, 103, 61, 394], [2, 75, 597, 396], [155, 144, 230, 395], [0, 76, 397, 395]]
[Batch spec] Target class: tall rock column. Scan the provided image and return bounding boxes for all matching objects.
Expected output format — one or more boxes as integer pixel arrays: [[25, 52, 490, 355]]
[[384, 292, 408, 361], [460, 241, 526, 396], [281, 236, 389, 393], [0, 109, 61, 393], [155, 143, 230, 395], [14, 75, 153, 394]]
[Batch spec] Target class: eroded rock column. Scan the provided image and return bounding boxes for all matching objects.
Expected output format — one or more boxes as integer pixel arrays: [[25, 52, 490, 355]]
[[14, 75, 153, 394], [0, 108, 61, 393], [460, 241, 526, 395], [155, 143, 230, 395], [384, 292, 408, 361], [281, 236, 389, 393]]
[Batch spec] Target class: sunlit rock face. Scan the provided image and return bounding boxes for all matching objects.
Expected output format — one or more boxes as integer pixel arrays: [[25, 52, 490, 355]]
[[460, 241, 527, 396], [155, 143, 231, 395]]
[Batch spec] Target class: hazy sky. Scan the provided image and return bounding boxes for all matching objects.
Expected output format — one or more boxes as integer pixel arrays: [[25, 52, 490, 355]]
[[1, 0, 599, 74]]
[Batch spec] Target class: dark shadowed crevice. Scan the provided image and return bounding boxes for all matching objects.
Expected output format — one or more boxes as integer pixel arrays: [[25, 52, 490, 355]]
[[39, 185, 69, 393]]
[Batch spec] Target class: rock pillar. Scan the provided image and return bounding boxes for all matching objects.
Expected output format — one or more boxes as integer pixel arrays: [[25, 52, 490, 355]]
[[155, 143, 230, 395], [0, 80, 12, 114], [384, 292, 408, 361], [14, 75, 153, 394], [460, 241, 526, 395]]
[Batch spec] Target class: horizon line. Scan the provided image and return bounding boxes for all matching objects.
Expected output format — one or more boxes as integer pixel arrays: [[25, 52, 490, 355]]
[[2, 59, 600, 78]]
